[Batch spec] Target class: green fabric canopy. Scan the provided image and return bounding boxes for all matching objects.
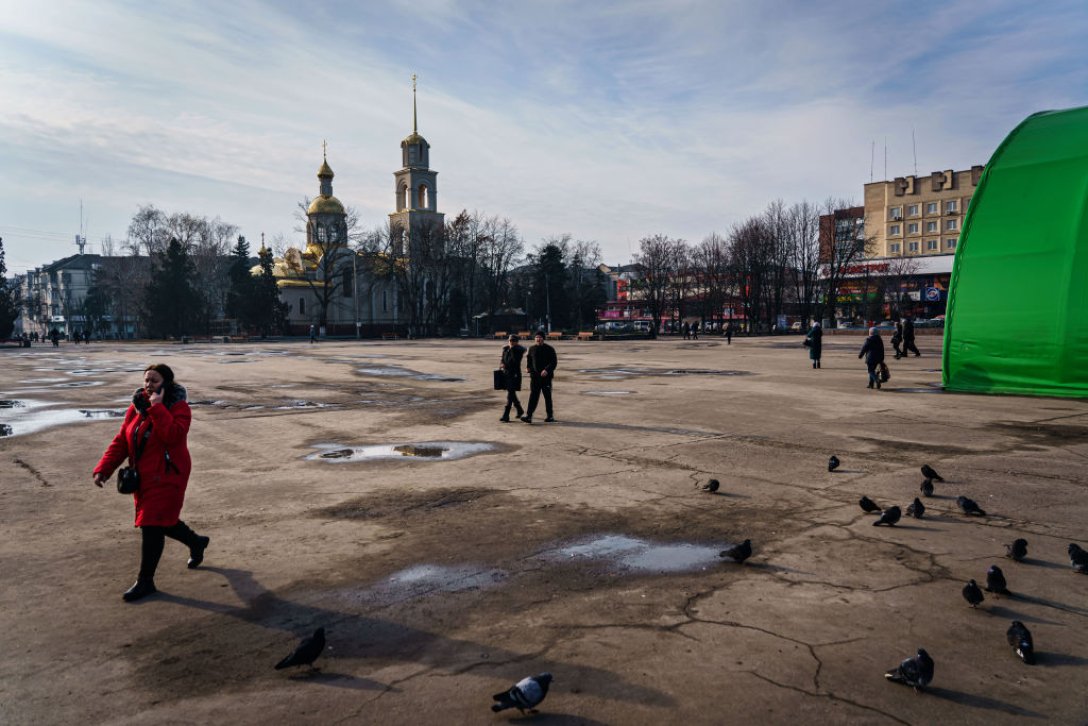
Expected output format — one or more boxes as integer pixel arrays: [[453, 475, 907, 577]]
[[943, 105, 1088, 397]]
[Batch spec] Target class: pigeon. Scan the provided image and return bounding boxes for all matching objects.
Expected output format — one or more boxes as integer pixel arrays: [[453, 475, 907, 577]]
[[920, 478, 934, 497], [1069, 543, 1088, 574], [920, 464, 944, 482], [962, 579, 984, 608], [828, 455, 841, 472], [873, 505, 901, 527], [274, 627, 326, 671], [702, 478, 720, 493], [492, 673, 553, 714], [1005, 538, 1028, 562], [957, 496, 986, 517], [859, 496, 881, 514], [720, 539, 752, 564], [884, 648, 934, 691], [906, 498, 925, 519], [985, 565, 1009, 595], [1006, 621, 1035, 665]]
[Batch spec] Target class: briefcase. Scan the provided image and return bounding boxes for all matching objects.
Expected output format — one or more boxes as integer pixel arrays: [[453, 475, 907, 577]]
[[493, 369, 506, 390]]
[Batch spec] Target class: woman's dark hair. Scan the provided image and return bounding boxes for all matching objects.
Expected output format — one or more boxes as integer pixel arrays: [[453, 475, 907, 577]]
[[144, 363, 175, 385]]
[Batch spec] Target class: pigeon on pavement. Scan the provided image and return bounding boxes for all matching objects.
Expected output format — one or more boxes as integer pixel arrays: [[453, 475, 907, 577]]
[[920, 465, 944, 482], [873, 505, 901, 527], [702, 478, 720, 493], [720, 539, 752, 564], [492, 673, 553, 714], [920, 478, 934, 497], [859, 496, 881, 514], [986, 565, 1009, 595], [275, 627, 326, 671], [962, 579, 984, 608], [906, 498, 925, 519], [1068, 543, 1088, 574], [1006, 621, 1035, 665], [828, 456, 840, 472], [1005, 538, 1028, 562], [885, 648, 934, 691], [957, 496, 986, 517]]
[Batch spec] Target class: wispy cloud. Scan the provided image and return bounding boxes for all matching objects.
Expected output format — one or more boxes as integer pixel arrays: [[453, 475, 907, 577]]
[[1, 0, 1086, 271]]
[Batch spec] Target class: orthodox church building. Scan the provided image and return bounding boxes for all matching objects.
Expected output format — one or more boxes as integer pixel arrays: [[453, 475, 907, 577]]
[[265, 79, 444, 336]]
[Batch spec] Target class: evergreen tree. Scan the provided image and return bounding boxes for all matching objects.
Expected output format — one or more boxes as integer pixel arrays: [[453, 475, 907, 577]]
[[255, 245, 287, 337], [0, 238, 18, 339], [225, 236, 254, 329], [145, 237, 200, 338]]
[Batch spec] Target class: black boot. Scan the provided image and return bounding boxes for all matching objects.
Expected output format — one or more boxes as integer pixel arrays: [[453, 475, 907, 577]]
[[187, 536, 210, 569], [122, 578, 157, 602]]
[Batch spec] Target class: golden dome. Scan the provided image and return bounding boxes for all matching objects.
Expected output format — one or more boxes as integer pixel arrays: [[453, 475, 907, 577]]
[[401, 132, 428, 147], [317, 159, 334, 178], [307, 195, 345, 215]]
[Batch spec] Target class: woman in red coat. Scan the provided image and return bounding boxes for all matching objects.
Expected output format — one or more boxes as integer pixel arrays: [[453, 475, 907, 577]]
[[93, 363, 209, 602]]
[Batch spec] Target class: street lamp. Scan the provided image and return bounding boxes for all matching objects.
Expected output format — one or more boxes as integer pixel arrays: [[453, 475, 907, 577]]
[[352, 248, 360, 339]]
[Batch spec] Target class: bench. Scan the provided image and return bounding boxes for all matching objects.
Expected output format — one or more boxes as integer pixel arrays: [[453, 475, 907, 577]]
[[576, 332, 595, 341], [547, 332, 562, 341], [382, 332, 399, 341], [517, 331, 531, 339], [493, 331, 508, 339]]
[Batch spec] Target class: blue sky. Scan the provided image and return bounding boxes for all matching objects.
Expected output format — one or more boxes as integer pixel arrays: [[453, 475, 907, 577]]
[[2, 0, 1086, 273]]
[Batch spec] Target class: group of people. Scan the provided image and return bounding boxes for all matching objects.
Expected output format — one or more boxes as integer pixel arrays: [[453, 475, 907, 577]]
[[804, 317, 923, 389], [499, 332, 558, 424]]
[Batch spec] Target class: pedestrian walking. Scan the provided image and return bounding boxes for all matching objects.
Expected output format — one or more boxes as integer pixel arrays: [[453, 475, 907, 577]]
[[725, 323, 733, 344], [92, 363, 208, 602], [805, 321, 823, 369], [309, 324, 316, 344], [858, 327, 886, 389], [521, 331, 557, 424], [49, 328, 60, 347], [691, 321, 700, 340], [891, 320, 904, 359], [901, 317, 920, 357], [499, 334, 526, 423], [681, 321, 690, 340]]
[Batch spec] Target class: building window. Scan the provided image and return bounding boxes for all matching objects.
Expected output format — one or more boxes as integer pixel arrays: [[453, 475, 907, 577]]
[[945, 201, 958, 213], [946, 238, 958, 249], [382, 290, 388, 312], [299, 297, 305, 315], [927, 239, 938, 251], [908, 241, 920, 252], [342, 268, 353, 297], [926, 201, 938, 214], [889, 207, 902, 221], [945, 219, 958, 231], [907, 222, 919, 234], [926, 221, 938, 232], [890, 243, 901, 253], [907, 204, 919, 217], [888, 224, 901, 236]]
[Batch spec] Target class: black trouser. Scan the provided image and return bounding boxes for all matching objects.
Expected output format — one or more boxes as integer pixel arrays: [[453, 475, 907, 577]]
[[503, 386, 523, 419], [526, 377, 553, 419], [139, 520, 200, 581], [903, 339, 920, 356]]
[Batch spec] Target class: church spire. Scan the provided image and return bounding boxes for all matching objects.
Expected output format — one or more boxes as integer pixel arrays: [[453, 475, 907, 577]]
[[412, 74, 418, 134]]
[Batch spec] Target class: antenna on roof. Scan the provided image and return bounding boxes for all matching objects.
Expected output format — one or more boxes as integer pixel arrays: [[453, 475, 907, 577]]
[[912, 127, 918, 176], [75, 199, 87, 255]]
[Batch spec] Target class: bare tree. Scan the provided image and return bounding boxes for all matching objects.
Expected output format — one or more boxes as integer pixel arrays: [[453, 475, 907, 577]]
[[480, 218, 523, 319], [818, 198, 874, 327], [786, 200, 822, 328], [692, 232, 732, 327], [632, 234, 683, 336], [288, 197, 358, 330], [729, 217, 774, 333]]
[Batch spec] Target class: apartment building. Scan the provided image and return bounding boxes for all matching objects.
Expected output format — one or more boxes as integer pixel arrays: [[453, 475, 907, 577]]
[[864, 165, 983, 258]]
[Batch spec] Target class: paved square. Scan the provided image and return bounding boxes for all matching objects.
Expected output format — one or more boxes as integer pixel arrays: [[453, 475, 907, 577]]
[[1, 336, 1085, 724]]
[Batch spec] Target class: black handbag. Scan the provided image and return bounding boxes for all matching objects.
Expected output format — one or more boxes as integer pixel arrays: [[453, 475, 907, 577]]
[[493, 369, 506, 391], [117, 419, 152, 494], [879, 362, 891, 383]]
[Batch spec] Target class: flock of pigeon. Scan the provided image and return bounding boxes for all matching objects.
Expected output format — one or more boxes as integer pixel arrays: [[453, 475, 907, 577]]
[[269, 457, 1086, 714], [830, 456, 1087, 691]]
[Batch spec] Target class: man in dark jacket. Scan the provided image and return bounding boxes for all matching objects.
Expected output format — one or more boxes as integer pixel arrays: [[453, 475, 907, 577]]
[[858, 327, 886, 389], [521, 331, 557, 423], [499, 334, 526, 422], [901, 317, 920, 357]]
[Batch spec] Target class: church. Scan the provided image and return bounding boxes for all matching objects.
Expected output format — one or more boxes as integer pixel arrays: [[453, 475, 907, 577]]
[[263, 78, 445, 337]]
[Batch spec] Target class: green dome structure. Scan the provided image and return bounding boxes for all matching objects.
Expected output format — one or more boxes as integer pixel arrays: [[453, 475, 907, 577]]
[[943, 105, 1088, 398]]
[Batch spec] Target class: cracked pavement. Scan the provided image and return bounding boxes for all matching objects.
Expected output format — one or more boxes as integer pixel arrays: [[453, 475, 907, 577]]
[[1, 336, 1086, 724]]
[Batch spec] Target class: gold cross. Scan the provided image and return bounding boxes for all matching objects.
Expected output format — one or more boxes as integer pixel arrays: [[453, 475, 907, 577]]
[[322, 139, 327, 160]]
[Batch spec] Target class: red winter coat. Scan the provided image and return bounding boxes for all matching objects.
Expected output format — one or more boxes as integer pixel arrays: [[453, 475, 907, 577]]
[[94, 386, 193, 527]]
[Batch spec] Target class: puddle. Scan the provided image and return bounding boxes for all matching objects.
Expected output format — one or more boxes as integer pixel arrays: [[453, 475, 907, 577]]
[[0, 400, 27, 409], [545, 534, 723, 573], [582, 390, 635, 397], [273, 400, 339, 410], [307, 441, 499, 463], [341, 564, 508, 606], [0, 400, 126, 437], [356, 365, 463, 382]]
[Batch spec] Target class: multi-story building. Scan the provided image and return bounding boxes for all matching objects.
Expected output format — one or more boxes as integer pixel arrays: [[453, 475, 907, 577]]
[[18, 254, 100, 338], [864, 166, 983, 258]]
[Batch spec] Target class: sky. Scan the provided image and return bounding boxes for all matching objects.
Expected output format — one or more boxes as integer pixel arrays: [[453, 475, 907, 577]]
[[2, 0, 1086, 274]]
